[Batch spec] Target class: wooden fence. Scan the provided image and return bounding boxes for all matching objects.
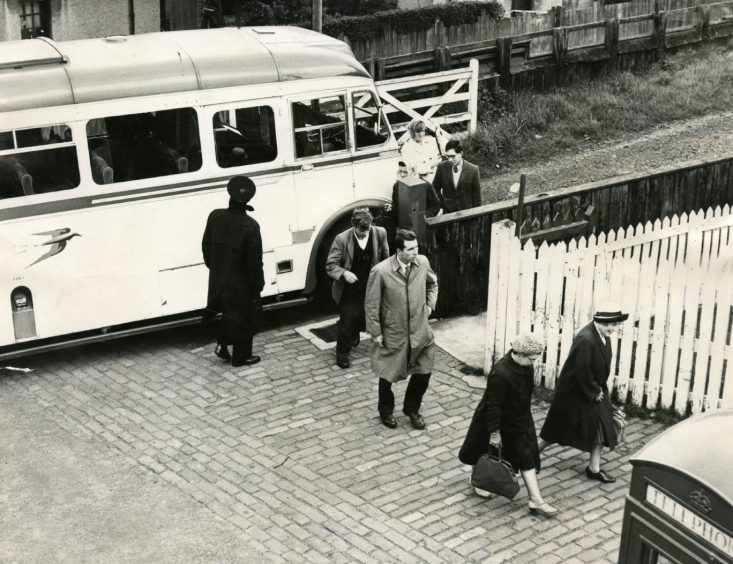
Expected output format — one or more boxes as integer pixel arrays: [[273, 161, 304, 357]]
[[484, 208, 733, 415], [351, 0, 733, 85], [425, 153, 733, 317]]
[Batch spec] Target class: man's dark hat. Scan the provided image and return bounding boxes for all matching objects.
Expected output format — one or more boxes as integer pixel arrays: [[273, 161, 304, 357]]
[[227, 176, 256, 203], [593, 302, 629, 324]]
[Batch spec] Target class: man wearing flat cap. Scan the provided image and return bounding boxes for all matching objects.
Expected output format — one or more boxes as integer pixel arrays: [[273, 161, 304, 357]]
[[202, 175, 265, 367], [540, 302, 629, 484]]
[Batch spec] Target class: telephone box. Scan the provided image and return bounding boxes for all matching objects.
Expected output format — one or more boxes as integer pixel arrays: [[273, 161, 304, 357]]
[[618, 409, 733, 563]]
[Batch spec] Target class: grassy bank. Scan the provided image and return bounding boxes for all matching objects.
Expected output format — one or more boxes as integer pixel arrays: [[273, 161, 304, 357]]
[[463, 40, 733, 171]]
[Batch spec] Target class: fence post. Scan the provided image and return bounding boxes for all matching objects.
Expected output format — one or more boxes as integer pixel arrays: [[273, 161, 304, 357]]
[[553, 5, 565, 27], [697, 4, 711, 39], [653, 0, 668, 61], [605, 16, 620, 60], [433, 46, 451, 72], [468, 58, 479, 133], [375, 57, 386, 81], [496, 37, 513, 90], [552, 27, 568, 66], [485, 219, 516, 374]]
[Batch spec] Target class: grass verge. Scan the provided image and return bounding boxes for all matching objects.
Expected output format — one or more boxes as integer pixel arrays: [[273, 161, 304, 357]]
[[463, 40, 733, 172]]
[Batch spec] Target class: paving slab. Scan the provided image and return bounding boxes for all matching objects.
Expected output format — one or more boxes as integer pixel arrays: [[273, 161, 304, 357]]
[[0, 316, 668, 563]]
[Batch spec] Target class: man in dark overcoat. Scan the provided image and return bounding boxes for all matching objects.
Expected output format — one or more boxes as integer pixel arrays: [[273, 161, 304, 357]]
[[325, 207, 390, 369], [202, 175, 265, 367], [540, 303, 628, 483], [431, 139, 481, 214], [365, 228, 438, 430]]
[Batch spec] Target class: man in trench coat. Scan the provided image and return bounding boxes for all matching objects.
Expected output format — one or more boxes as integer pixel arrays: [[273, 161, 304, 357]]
[[326, 207, 390, 369], [365, 228, 438, 430], [202, 175, 265, 367], [539, 303, 628, 483]]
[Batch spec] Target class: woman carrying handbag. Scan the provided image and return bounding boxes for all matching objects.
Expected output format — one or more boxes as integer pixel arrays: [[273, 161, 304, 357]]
[[458, 333, 558, 517]]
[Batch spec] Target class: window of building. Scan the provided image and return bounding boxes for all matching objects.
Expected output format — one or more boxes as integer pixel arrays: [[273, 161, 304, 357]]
[[86, 108, 202, 185], [213, 105, 278, 168], [20, 1, 51, 39], [351, 91, 390, 150], [292, 95, 348, 158], [0, 124, 79, 199]]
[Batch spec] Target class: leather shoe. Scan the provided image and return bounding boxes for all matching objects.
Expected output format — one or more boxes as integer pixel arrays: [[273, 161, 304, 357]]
[[380, 414, 397, 429], [214, 344, 231, 361], [336, 355, 350, 369], [403, 410, 425, 430], [585, 467, 616, 483], [528, 500, 559, 517], [232, 355, 260, 367]]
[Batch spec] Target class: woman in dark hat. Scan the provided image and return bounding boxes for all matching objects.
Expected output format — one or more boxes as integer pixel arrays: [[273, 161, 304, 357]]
[[539, 302, 629, 483], [459, 333, 558, 517], [202, 175, 265, 367]]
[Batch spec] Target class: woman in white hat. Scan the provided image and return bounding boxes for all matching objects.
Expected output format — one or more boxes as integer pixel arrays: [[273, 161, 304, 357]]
[[459, 332, 558, 516], [540, 302, 628, 484]]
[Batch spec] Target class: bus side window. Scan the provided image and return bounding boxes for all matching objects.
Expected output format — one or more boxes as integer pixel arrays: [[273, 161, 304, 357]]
[[352, 90, 390, 149], [213, 105, 278, 168], [0, 124, 80, 200], [86, 107, 202, 185], [292, 95, 347, 158]]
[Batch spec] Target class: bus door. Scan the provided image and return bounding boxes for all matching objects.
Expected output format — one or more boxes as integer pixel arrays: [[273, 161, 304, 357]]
[[204, 100, 296, 298], [349, 89, 399, 204], [289, 92, 354, 239]]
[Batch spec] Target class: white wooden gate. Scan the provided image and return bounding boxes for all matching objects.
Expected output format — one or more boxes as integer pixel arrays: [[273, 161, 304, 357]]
[[485, 206, 733, 415], [376, 59, 479, 145]]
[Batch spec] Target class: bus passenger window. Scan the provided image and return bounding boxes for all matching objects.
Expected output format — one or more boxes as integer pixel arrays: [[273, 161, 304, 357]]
[[213, 105, 278, 168], [86, 107, 202, 185], [292, 95, 347, 158], [352, 91, 390, 149], [0, 124, 80, 200]]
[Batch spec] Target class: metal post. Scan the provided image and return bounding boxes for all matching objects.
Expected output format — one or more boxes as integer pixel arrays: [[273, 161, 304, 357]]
[[516, 174, 526, 238]]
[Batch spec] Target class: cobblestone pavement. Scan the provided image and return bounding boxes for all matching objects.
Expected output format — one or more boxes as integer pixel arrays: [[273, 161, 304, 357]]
[[0, 317, 667, 563]]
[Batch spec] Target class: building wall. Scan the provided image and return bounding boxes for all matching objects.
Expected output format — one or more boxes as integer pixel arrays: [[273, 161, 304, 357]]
[[0, 0, 160, 43]]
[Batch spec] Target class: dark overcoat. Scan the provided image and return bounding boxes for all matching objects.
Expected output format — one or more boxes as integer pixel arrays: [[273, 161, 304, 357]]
[[325, 226, 390, 304], [365, 254, 438, 382], [202, 203, 265, 338], [459, 352, 539, 471], [432, 159, 481, 213], [540, 322, 618, 453]]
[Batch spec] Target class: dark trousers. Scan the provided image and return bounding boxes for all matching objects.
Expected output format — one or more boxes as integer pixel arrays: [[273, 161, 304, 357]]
[[336, 292, 365, 357], [219, 333, 253, 362], [378, 374, 431, 416]]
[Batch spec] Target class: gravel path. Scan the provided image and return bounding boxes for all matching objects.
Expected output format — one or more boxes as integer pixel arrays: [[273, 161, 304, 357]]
[[481, 110, 733, 203]]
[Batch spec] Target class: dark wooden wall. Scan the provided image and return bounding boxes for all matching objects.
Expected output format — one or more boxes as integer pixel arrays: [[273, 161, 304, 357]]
[[426, 154, 733, 317]]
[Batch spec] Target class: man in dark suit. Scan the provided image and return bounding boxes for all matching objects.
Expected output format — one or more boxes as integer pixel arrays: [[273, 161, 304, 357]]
[[432, 139, 482, 214], [540, 303, 628, 483], [202, 176, 265, 367], [326, 208, 390, 369]]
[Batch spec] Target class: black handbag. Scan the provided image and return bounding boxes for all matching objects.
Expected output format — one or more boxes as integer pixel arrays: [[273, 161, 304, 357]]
[[471, 448, 521, 499]]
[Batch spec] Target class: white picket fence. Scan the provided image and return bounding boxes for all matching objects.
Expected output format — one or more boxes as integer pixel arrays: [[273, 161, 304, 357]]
[[485, 206, 733, 415]]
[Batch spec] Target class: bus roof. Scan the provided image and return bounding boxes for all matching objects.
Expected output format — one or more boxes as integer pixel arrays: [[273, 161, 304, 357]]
[[0, 27, 371, 113]]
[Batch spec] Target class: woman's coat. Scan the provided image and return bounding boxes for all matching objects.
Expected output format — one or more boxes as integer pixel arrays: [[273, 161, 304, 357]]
[[540, 321, 618, 453], [365, 254, 438, 382], [459, 352, 536, 466]]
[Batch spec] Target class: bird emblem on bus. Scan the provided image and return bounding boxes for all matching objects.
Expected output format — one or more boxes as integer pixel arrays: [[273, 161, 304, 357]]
[[27, 228, 81, 268]]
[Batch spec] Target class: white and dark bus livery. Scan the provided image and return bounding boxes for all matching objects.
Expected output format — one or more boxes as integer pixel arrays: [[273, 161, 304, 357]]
[[0, 27, 401, 359]]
